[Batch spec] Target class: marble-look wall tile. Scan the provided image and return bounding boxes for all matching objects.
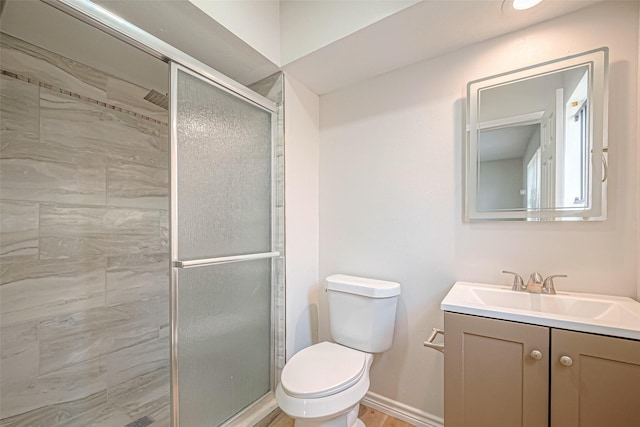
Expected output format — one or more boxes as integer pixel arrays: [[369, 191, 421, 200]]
[[106, 254, 169, 306], [0, 391, 108, 427], [106, 77, 168, 123], [106, 299, 163, 354], [38, 307, 129, 375], [0, 74, 39, 144], [0, 357, 107, 420], [1, 33, 168, 128], [0, 200, 39, 260], [157, 298, 170, 339], [56, 402, 133, 427], [39, 203, 160, 235], [108, 367, 169, 421], [158, 324, 170, 340], [158, 125, 169, 154], [0, 33, 107, 101], [160, 211, 169, 252], [40, 89, 168, 169], [107, 161, 169, 210], [107, 338, 169, 388], [0, 140, 106, 205], [1, 33, 171, 425], [38, 300, 163, 376], [39, 204, 162, 259], [0, 321, 39, 387], [148, 403, 171, 427], [39, 301, 169, 383], [0, 259, 105, 326]]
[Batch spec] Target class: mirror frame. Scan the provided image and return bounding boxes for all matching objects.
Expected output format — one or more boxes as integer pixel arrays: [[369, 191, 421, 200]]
[[465, 47, 609, 222]]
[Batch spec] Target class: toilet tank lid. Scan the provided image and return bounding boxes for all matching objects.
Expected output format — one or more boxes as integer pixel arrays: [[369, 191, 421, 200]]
[[326, 274, 400, 298]]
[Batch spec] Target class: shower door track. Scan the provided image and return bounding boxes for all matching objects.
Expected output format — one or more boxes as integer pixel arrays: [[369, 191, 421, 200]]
[[41, 0, 277, 113]]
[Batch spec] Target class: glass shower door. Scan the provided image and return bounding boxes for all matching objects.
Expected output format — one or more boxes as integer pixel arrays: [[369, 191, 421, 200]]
[[170, 63, 278, 427]]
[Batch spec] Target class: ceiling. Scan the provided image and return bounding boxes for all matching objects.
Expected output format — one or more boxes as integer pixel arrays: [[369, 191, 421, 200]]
[[1, 0, 607, 96], [479, 124, 539, 162], [282, 0, 607, 94]]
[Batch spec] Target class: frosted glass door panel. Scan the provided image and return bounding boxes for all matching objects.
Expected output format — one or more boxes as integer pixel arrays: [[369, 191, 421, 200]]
[[175, 69, 272, 260], [177, 259, 271, 426]]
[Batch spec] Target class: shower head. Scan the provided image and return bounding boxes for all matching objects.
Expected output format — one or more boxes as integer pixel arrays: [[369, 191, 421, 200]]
[[143, 89, 168, 110]]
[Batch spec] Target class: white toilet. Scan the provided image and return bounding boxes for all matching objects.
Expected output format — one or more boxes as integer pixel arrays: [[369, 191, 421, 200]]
[[276, 274, 401, 427]]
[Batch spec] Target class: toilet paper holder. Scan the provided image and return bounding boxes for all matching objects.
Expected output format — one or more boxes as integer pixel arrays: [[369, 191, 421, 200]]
[[423, 328, 444, 353]]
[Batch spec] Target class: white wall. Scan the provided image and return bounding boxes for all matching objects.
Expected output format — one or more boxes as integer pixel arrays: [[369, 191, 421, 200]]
[[188, 0, 281, 65], [284, 74, 321, 359], [279, 0, 419, 65], [477, 158, 524, 211], [186, 0, 419, 67], [319, 1, 638, 420], [638, 3, 640, 303]]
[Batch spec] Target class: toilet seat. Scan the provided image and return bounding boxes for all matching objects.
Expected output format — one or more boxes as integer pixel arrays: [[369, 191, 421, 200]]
[[281, 342, 366, 399]]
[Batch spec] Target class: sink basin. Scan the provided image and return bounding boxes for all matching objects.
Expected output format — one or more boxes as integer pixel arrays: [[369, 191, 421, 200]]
[[442, 282, 640, 340], [467, 288, 613, 318]]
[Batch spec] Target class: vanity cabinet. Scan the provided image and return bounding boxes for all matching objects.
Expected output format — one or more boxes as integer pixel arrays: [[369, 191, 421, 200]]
[[551, 329, 640, 427], [444, 312, 549, 427], [444, 312, 640, 427]]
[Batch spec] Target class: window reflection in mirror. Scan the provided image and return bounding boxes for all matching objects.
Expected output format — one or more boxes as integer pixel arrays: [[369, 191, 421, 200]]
[[465, 48, 608, 221]]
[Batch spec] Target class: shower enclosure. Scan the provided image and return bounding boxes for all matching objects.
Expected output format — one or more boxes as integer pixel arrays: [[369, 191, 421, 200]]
[[0, 1, 284, 426], [170, 64, 283, 426]]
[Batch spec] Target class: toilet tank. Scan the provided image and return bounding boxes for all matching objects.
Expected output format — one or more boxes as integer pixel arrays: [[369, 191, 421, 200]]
[[326, 274, 401, 353]]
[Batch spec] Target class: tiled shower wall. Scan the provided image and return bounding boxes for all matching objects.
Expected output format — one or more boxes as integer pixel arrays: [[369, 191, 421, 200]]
[[0, 32, 170, 427]]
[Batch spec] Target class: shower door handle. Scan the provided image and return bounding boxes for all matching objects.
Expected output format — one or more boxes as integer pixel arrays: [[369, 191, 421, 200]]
[[173, 251, 280, 269]]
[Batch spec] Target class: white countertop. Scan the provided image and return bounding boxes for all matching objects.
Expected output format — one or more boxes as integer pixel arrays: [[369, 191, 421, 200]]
[[441, 281, 640, 340]]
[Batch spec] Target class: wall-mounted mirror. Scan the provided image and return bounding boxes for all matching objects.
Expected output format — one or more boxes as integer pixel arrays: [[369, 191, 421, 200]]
[[465, 48, 608, 221]]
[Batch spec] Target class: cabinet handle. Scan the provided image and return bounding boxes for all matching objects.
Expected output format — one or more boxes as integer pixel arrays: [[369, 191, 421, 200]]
[[559, 355, 573, 367], [530, 350, 543, 360]]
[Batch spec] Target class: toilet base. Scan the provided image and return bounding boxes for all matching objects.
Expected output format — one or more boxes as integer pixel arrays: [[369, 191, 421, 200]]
[[293, 403, 365, 427]]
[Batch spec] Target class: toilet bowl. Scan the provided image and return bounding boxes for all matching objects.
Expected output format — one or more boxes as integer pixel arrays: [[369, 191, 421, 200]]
[[276, 275, 401, 427], [275, 342, 373, 426]]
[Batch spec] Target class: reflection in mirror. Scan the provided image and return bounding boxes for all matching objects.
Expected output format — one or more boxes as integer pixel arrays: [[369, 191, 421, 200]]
[[466, 48, 608, 221], [477, 124, 540, 211]]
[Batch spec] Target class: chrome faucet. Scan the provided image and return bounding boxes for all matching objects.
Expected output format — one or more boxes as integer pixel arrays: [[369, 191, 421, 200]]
[[503, 271, 566, 294], [541, 274, 567, 295], [526, 272, 543, 292]]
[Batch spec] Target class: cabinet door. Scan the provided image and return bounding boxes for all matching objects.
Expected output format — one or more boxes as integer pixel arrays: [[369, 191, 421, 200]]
[[551, 329, 640, 427], [444, 312, 549, 427]]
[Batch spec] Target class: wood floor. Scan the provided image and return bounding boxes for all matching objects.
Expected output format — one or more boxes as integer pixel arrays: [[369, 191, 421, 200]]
[[268, 405, 415, 427]]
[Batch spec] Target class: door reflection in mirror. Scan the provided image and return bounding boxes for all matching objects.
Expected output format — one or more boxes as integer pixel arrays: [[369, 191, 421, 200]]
[[475, 65, 590, 212]]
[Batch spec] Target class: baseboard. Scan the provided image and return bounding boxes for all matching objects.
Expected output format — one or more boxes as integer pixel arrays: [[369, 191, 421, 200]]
[[362, 391, 444, 427]]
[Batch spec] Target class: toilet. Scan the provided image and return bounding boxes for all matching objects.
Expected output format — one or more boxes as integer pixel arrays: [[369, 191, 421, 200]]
[[276, 274, 401, 427]]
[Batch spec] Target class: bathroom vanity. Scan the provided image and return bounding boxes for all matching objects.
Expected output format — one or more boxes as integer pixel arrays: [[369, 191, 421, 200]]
[[440, 282, 640, 427]]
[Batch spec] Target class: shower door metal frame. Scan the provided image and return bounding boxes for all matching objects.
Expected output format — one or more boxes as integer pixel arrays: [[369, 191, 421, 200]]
[[169, 62, 281, 427], [39, 1, 285, 426], [42, 0, 277, 112]]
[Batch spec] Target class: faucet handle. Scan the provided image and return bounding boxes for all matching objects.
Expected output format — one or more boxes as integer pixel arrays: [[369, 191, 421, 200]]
[[542, 274, 567, 295], [502, 270, 525, 291]]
